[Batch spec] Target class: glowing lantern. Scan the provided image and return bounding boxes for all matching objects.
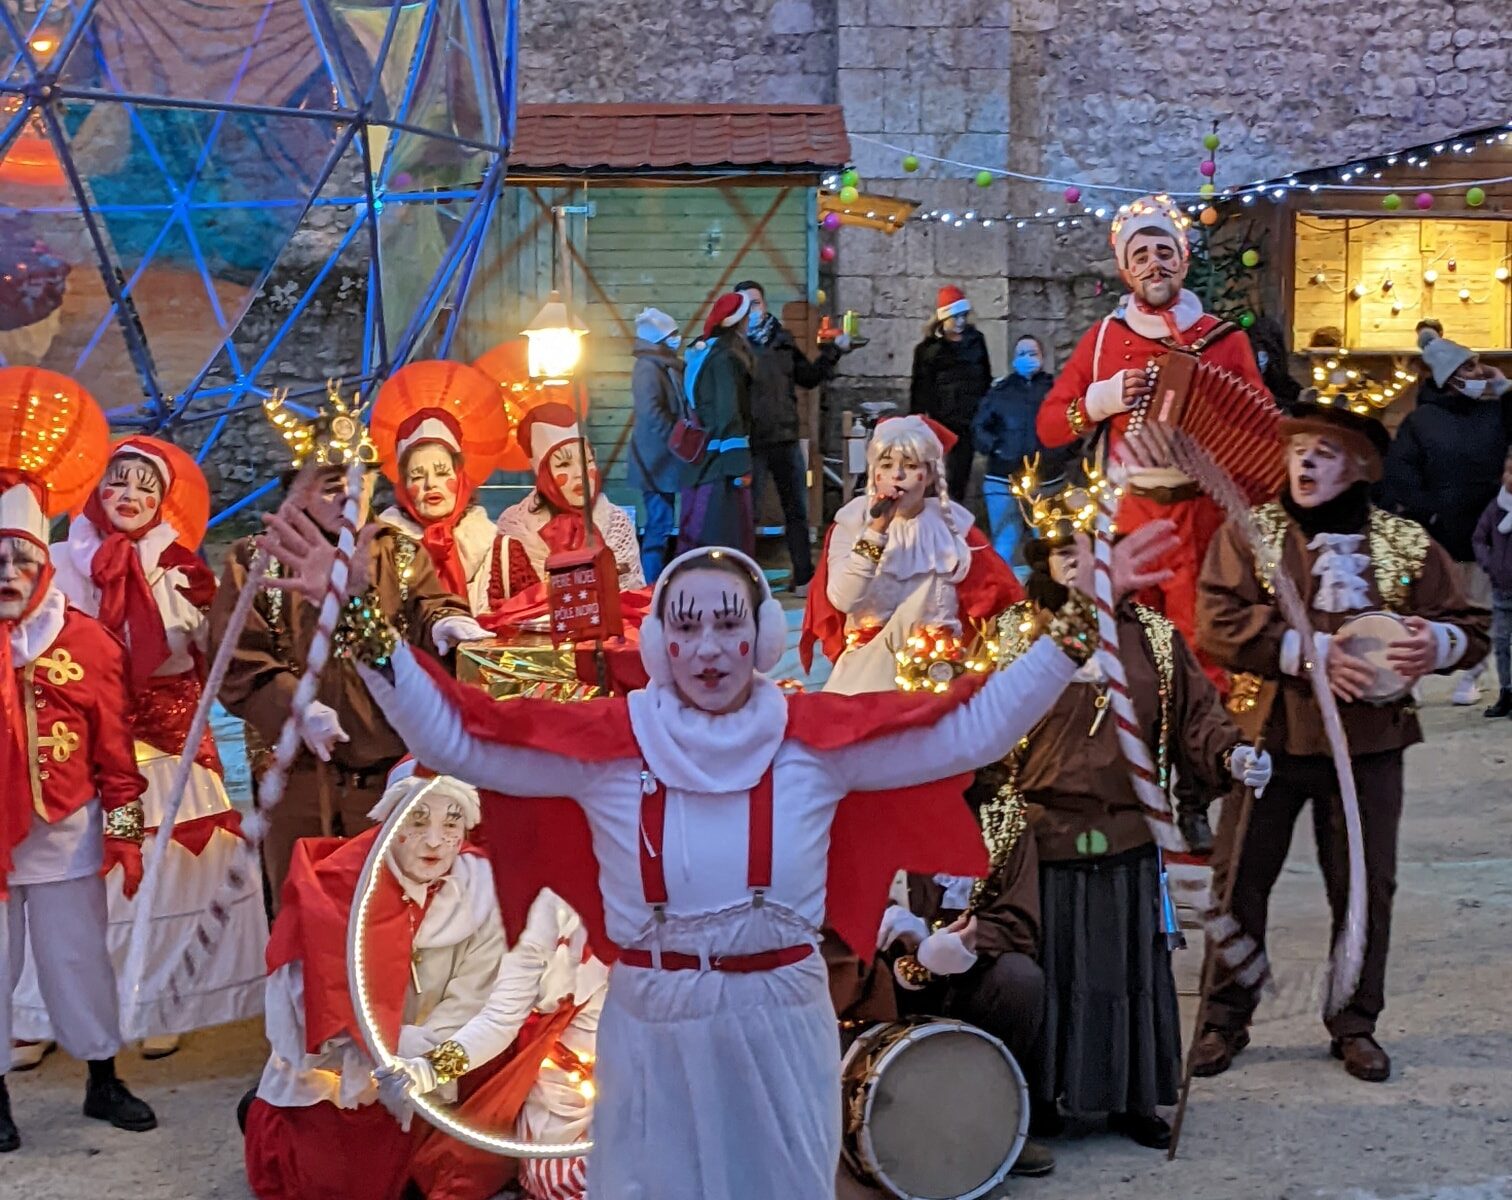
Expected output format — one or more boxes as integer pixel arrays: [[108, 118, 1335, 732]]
[[523, 291, 589, 384]]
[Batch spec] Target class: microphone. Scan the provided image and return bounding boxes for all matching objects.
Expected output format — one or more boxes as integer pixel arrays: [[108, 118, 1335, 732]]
[[869, 494, 898, 521]]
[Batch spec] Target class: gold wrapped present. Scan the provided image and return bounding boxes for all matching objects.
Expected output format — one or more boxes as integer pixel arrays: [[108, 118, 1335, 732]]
[[457, 636, 602, 703]]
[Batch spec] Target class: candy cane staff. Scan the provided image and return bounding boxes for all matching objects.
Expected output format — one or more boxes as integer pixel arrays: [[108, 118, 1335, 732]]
[[0, 371, 156, 1152], [11, 438, 267, 1062], [257, 490, 1179, 1200]]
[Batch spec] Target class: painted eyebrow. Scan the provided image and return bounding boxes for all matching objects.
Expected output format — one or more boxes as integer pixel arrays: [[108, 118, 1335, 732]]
[[669, 591, 702, 622], [715, 589, 748, 620]]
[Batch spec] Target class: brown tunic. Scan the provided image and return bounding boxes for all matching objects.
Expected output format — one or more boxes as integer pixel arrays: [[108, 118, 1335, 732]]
[[1197, 503, 1490, 757], [210, 527, 467, 771], [999, 601, 1239, 863]]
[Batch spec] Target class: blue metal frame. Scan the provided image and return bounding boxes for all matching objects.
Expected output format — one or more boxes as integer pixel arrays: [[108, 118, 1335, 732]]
[[0, 0, 519, 521]]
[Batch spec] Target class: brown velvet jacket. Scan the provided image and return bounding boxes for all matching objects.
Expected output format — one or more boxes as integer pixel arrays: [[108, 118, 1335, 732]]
[[210, 527, 468, 771], [1197, 498, 1490, 758]]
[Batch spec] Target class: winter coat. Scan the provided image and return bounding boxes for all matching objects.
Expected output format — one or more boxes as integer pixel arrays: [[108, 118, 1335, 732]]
[[1472, 495, 1512, 593], [1381, 379, 1512, 562], [747, 322, 841, 447], [909, 324, 992, 435], [628, 339, 687, 494], [972, 370, 1055, 479], [686, 334, 753, 486]]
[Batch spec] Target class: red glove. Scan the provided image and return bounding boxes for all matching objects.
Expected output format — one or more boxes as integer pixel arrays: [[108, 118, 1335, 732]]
[[102, 837, 144, 899]]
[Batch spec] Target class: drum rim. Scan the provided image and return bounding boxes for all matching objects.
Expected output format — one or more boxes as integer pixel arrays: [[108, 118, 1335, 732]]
[[1335, 609, 1413, 704], [842, 1018, 1029, 1200]]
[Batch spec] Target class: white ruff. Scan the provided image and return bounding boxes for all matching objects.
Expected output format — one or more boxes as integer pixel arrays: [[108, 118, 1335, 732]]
[[1116, 288, 1205, 339], [627, 676, 787, 793], [9, 584, 67, 665], [1308, 532, 1371, 614], [838, 495, 973, 585]]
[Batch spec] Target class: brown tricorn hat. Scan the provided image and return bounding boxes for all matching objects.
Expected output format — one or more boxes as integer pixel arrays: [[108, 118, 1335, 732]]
[[1278, 400, 1389, 482]]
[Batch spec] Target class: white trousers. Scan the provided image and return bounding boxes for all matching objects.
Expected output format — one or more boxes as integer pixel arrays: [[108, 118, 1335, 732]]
[[2, 874, 122, 1073]]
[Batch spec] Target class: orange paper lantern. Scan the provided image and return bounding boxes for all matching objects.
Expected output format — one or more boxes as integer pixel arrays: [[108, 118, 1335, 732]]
[[0, 366, 108, 515], [471, 339, 584, 473], [93, 436, 212, 551], [370, 360, 513, 483]]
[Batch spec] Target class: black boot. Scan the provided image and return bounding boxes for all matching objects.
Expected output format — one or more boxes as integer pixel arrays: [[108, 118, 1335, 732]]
[[83, 1059, 157, 1132], [1483, 688, 1512, 718], [1108, 1110, 1172, 1149], [0, 1076, 19, 1153]]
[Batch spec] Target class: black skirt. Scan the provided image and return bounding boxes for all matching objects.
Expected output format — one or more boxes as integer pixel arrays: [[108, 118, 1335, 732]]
[[1035, 842, 1182, 1117]]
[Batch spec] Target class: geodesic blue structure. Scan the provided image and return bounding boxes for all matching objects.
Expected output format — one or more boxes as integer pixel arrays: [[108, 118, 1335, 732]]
[[0, 0, 517, 521]]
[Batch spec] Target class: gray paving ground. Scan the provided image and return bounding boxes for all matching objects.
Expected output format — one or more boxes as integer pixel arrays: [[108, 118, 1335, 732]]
[[4, 628, 1509, 1198]]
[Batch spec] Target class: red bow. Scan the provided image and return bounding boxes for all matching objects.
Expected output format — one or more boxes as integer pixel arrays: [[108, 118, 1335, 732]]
[[88, 526, 172, 686]]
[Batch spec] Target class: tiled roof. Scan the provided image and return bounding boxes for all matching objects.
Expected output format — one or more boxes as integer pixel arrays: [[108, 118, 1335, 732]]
[[509, 104, 850, 173]]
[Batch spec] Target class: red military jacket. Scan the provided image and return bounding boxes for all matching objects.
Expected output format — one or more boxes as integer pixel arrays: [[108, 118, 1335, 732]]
[[14, 605, 145, 829], [1036, 302, 1265, 450]]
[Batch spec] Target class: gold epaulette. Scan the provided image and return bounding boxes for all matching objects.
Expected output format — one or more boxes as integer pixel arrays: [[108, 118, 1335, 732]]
[[1249, 501, 1427, 612], [992, 600, 1040, 668]]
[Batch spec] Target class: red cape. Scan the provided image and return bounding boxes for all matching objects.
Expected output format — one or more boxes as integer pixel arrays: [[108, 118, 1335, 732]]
[[413, 654, 992, 962], [799, 524, 1022, 673]]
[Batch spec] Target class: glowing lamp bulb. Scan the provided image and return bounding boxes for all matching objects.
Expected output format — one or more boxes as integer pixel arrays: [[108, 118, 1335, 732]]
[[580, 1081, 596, 1100], [1350, 283, 1367, 299], [1311, 272, 1327, 285], [1497, 267, 1510, 282], [1459, 288, 1471, 301], [1423, 269, 1438, 285], [523, 291, 588, 382]]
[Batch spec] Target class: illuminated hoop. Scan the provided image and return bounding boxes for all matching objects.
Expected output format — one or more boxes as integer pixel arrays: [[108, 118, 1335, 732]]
[[345, 779, 594, 1159]]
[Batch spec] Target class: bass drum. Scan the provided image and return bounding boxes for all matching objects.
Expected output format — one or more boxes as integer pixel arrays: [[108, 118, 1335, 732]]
[[840, 1019, 1028, 1200]]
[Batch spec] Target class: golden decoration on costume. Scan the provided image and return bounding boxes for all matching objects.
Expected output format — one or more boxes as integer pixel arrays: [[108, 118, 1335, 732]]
[[894, 955, 934, 988], [971, 772, 1028, 911], [1109, 193, 1192, 247], [851, 537, 884, 565], [894, 624, 998, 694], [331, 588, 398, 670], [35, 648, 84, 685], [38, 719, 80, 763], [1249, 501, 1427, 609], [425, 1040, 470, 1088], [104, 800, 146, 843], [1227, 672, 1263, 715], [1042, 593, 1099, 666], [263, 381, 378, 468], [1011, 455, 1116, 541]]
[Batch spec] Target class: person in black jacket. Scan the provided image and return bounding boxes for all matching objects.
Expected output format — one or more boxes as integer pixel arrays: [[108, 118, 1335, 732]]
[[1246, 316, 1303, 413], [736, 281, 849, 591], [910, 285, 993, 501], [972, 334, 1058, 567]]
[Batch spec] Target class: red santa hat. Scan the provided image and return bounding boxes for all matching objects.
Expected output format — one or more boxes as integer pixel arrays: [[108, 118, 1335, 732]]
[[514, 402, 583, 476], [935, 285, 971, 322], [702, 291, 751, 339], [394, 408, 464, 462], [0, 471, 49, 548], [1110, 193, 1192, 269], [109, 437, 175, 492]]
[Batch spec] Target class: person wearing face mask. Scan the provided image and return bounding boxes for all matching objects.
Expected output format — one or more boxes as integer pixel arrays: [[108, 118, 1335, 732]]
[[494, 403, 645, 603], [0, 384, 158, 1152], [972, 335, 1063, 567], [1037, 195, 1268, 686], [1381, 327, 1510, 705], [210, 398, 482, 902], [910, 285, 994, 501], [801, 414, 1022, 696], [1195, 402, 1488, 1084], [630, 307, 689, 584], [255, 485, 1182, 1200], [370, 360, 514, 619], [9, 439, 267, 1067]]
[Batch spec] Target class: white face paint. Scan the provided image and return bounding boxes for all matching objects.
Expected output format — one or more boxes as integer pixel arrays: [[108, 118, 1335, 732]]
[[872, 445, 932, 517], [98, 455, 165, 535], [545, 441, 596, 508], [1121, 232, 1187, 308], [391, 796, 467, 887], [1287, 432, 1357, 508], [0, 536, 44, 621], [403, 442, 461, 522], [661, 565, 758, 714]]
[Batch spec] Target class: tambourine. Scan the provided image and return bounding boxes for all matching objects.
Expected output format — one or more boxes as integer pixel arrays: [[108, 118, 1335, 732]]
[[1333, 611, 1413, 704]]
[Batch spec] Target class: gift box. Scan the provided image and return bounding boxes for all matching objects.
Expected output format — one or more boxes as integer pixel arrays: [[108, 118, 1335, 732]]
[[457, 636, 602, 703]]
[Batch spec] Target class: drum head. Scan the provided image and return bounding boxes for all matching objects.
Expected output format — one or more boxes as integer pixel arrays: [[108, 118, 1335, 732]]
[[1335, 611, 1411, 703], [860, 1023, 1026, 1200]]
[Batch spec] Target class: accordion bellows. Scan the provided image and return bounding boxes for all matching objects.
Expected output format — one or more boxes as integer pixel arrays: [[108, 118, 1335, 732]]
[[1131, 353, 1286, 504]]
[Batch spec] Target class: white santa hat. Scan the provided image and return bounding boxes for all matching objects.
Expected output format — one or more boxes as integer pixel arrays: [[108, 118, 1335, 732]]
[[394, 408, 464, 462], [515, 402, 583, 476], [639, 546, 785, 684], [0, 476, 49, 547], [635, 307, 679, 344], [1110, 193, 1192, 269], [368, 759, 482, 829]]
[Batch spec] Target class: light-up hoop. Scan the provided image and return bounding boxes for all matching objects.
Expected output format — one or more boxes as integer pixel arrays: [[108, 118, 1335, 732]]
[[345, 779, 594, 1158]]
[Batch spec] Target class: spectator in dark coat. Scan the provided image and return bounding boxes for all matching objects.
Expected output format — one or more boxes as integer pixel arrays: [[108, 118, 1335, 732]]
[[1245, 316, 1303, 412], [735, 281, 850, 592], [1472, 448, 1512, 717], [677, 292, 756, 557], [910, 285, 993, 501], [629, 307, 687, 583], [972, 334, 1058, 567]]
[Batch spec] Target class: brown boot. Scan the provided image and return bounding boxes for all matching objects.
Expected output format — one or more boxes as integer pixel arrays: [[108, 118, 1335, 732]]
[[1331, 1035, 1390, 1082], [1191, 1026, 1250, 1077]]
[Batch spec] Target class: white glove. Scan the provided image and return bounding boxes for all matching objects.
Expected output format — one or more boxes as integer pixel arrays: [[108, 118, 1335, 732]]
[[1083, 371, 1138, 423], [433, 614, 490, 655], [1229, 744, 1272, 796], [372, 1055, 438, 1127], [876, 904, 929, 950], [299, 701, 349, 763], [833, 332, 853, 352], [915, 928, 978, 976]]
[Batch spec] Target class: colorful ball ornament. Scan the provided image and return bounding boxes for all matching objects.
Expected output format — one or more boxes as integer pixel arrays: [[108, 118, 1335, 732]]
[[1063, 185, 1081, 204], [1466, 187, 1486, 207], [838, 185, 859, 204], [817, 288, 828, 305], [974, 170, 994, 188], [1381, 193, 1402, 211], [1199, 206, 1219, 226], [902, 155, 920, 173], [1199, 159, 1217, 178], [1203, 132, 1221, 152], [1415, 192, 1434, 210], [1241, 249, 1260, 268], [820, 244, 837, 263], [1239, 311, 1256, 329], [821, 211, 841, 231], [840, 169, 859, 189], [1199, 182, 1216, 197]]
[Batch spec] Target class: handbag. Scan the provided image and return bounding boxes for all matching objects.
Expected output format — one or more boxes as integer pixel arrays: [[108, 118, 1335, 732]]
[[667, 343, 710, 463]]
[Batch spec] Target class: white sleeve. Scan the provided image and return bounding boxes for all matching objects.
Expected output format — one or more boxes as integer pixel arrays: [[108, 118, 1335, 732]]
[[826, 523, 885, 615], [825, 638, 1077, 792], [357, 644, 605, 802], [447, 930, 549, 1072]]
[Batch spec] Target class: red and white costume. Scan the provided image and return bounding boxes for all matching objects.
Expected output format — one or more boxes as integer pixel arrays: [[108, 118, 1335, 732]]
[[1037, 200, 1265, 669], [356, 546, 1077, 1200], [801, 415, 1021, 694], [14, 438, 266, 1041], [1, 475, 145, 1075]]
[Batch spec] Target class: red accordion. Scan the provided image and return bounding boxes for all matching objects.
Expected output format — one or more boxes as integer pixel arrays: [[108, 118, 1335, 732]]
[[1130, 352, 1285, 504]]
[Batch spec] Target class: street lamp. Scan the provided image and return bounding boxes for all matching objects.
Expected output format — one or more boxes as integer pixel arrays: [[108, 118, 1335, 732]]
[[522, 290, 588, 384]]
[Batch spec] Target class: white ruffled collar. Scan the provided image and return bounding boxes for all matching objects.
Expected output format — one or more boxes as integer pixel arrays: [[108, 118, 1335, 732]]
[[9, 585, 68, 666], [840, 495, 973, 583], [385, 853, 498, 950], [627, 676, 788, 793], [1115, 288, 1205, 339], [62, 513, 181, 580], [1308, 531, 1371, 614]]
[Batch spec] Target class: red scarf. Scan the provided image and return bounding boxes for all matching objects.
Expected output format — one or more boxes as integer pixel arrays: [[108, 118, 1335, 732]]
[[83, 494, 172, 687], [398, 468, 476, 599], [0, 561, 55, 895], [535, 450, 602, 558]]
